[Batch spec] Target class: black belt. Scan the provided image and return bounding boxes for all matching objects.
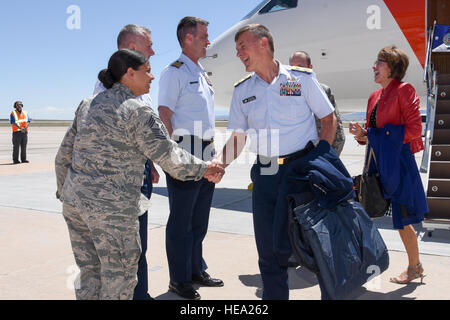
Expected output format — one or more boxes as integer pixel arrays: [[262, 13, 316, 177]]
[[258, 141, 316, 165], [173, 135, 214, 144]]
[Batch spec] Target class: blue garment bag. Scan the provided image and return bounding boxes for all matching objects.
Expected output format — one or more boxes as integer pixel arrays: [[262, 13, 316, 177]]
[[288, 193, 389, 299]]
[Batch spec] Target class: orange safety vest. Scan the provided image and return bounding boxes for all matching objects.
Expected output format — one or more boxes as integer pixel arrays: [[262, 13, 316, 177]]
[[11, 110, 29, 132]]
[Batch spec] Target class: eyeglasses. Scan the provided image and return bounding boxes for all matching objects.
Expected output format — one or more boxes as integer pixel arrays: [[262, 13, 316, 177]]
[[374, 59, 387, 66]]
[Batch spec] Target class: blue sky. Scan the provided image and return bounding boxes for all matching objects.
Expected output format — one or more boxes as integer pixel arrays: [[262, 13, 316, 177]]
[[0, 0, 262, 120]]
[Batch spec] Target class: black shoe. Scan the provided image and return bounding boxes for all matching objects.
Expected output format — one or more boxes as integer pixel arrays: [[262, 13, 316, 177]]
[[169, 281, 201, 300], [21, 160, 29, 163], [288, 256, 300, 268], [192, 271, 224, 287], [13, 161, 20, 164], [288, 260, 300, 268]]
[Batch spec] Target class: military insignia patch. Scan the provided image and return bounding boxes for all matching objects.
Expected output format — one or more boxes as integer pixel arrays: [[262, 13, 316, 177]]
[[171, 61, 184, 68], [280, 81, 302, 96], [243, 96, 256, 104]]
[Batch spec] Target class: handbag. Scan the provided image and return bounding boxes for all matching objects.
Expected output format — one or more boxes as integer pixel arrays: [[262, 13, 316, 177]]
[[353, 146, 390, 218]]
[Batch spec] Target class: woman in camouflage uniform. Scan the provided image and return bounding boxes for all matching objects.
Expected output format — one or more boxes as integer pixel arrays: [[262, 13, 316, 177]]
[[55, 49, 223, 300]]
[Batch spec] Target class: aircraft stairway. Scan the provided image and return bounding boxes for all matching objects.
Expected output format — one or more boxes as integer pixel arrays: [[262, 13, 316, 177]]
[[425, 74, 450, 236], [421, 19, 450, 236]]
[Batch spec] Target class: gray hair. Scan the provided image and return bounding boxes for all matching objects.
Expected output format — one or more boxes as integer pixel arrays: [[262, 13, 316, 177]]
[[117, 24, 151, 49], [235, 24, 275, 55]]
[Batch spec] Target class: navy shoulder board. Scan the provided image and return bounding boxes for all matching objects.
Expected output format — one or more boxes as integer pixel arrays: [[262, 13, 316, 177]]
[[234, 74, 252, 87], [171, 61, 184, 68], [289, 66, 313, 74]]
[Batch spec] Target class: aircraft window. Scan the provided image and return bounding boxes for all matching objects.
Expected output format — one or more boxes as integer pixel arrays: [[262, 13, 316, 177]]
[[259, 0, 298, 14], [242, 0, 270, 20]]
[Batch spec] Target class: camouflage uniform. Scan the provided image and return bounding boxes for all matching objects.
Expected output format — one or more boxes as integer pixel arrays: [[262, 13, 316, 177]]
[[55, 83, 208, 300], [315, 83, 345, 156]]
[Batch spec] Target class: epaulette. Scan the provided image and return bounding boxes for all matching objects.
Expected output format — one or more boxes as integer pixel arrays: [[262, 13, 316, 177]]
[[289, 66, 313, 74], [171, 61, 184, 69], [234, 74, 252, 87]]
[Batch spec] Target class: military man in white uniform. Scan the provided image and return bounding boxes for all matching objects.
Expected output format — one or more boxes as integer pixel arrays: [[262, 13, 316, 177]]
[[216, 24, 337, 300], [158, 17, 223, 300]]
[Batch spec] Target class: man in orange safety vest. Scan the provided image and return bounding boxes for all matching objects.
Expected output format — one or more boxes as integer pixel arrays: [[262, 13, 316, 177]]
[[10, 101, 31, 164]]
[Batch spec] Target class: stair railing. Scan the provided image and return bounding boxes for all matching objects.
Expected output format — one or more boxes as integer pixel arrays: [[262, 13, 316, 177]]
[[421, 21, 438, 173]]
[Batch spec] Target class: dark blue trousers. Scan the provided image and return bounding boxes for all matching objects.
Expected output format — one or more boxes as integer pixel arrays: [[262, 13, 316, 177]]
[[165, 137, 215, 283], [133, 211, 151, 300], [250, 160, 293, 300], [133, 162, 153, 300]]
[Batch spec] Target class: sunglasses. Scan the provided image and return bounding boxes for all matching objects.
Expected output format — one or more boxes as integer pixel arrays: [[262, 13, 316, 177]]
[[374, 59, 387, 66]]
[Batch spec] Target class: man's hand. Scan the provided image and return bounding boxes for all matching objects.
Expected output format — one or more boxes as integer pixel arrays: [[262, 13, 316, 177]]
[[150, 163, 160, 184], [212, 156, 226, 169], [204, 161, 225, 184]]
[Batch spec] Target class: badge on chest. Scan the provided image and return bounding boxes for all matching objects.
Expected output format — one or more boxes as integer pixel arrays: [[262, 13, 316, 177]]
[[243, 96, 257, 104], [280, 80, 302, 97]]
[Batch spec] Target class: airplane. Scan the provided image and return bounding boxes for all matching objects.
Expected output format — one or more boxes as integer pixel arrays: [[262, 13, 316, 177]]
[[201, 0, 427, 116]]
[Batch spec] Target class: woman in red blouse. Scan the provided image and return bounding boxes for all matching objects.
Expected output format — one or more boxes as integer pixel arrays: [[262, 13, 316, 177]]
[[349, 46, 426, 284]]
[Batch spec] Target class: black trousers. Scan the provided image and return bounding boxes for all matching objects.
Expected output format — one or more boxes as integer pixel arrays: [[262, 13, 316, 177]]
[[133, 211, 151, 300], [12, 131, 28, 162]]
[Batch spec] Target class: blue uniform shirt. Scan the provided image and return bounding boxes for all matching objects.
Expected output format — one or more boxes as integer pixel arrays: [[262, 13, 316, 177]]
[[158, 53, 215, 140], [228, 62, 334, 157]]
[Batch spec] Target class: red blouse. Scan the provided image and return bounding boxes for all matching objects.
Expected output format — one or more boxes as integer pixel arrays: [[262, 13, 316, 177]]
[[362, 79, 424, 154]]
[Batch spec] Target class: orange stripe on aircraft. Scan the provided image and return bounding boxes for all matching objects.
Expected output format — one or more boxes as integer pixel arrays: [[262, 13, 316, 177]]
[[383, 0, 426, 68]]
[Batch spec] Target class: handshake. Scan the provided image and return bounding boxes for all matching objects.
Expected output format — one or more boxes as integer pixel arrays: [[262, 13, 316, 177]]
[[204, 158, 226, 184]]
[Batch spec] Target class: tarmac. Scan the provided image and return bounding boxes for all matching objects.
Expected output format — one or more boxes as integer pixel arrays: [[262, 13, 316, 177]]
[[1, 125, 450, 300]]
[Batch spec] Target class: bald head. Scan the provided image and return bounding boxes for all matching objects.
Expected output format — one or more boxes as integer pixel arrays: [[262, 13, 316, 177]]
[[289, 51, 312, 68]]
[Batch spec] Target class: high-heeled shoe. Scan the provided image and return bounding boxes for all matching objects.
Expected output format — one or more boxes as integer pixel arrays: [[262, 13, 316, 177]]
[[390, 263, 426, 284]]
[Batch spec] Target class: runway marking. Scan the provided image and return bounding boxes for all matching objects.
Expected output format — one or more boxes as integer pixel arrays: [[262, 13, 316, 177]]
[[0, 204, 60, 214]]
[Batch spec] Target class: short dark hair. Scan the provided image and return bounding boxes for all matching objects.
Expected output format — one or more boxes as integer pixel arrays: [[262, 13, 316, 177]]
[[176, 16, 209, 47], [234, 24, 275, 55], [14, 101, 23, 109], [117, 24, 151, 49], [98, 49, 148, 89], [378, 45, 409, 81]]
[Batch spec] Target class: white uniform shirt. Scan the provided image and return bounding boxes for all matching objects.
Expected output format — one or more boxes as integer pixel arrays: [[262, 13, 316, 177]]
[[158, 53, 215, 140], [228, 62, 334, 157]]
